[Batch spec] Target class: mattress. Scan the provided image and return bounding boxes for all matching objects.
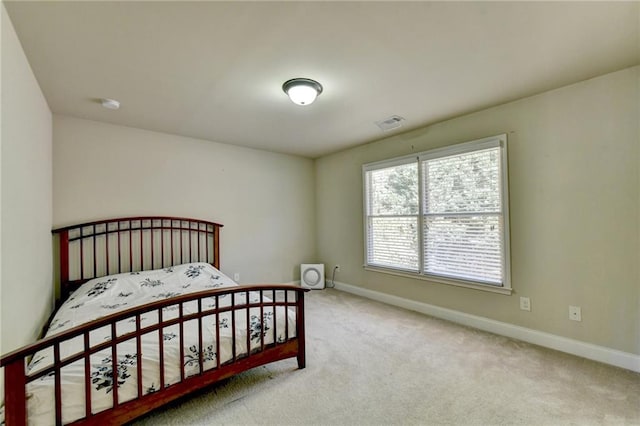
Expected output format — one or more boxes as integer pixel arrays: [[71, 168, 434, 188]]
[[20, 263, 296, 425]]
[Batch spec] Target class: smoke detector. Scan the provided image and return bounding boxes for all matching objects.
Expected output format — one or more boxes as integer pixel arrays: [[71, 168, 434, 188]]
[[101, 98, 120, 110], [375, 115, 405, 131]]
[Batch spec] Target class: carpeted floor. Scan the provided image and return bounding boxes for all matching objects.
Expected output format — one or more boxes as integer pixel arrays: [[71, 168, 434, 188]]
[[134, 289, 640, 425]]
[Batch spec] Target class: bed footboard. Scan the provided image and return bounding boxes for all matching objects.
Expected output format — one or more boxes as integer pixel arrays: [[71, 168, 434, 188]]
[[1, 285, 308, 426]]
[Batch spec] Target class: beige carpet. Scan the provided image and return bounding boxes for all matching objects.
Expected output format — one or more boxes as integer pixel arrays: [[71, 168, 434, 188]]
[[134, 289, 640, 425]]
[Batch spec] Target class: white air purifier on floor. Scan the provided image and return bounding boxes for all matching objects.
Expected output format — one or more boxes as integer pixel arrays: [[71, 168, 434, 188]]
[[301, 264, 325, 289]]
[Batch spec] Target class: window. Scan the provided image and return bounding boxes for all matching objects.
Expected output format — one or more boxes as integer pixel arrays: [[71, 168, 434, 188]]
[[365, 160, 419, 271], [363, 135, 511, 291]]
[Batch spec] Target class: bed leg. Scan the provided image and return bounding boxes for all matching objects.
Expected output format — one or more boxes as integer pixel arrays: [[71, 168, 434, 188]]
[[296, 291, 306, 369], [4, 359, 27, 426], [297, 351, 306, 369]]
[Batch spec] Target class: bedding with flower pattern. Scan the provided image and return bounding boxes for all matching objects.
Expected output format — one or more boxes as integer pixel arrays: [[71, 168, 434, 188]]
[[20, 263, 296, 425]]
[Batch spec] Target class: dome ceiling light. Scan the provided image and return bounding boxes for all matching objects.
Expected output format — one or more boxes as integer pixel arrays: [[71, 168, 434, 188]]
[[282, 78, 323, 106]]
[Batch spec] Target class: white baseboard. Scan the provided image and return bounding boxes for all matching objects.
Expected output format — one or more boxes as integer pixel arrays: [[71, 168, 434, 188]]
[[332, 281, 640, 373]]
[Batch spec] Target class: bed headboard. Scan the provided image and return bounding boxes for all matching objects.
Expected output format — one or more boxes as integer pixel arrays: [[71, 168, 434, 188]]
[[52, 216, 223, 301]]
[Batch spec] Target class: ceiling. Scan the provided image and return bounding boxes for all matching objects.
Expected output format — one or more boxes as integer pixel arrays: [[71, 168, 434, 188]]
[[4, 1, 639, 158]]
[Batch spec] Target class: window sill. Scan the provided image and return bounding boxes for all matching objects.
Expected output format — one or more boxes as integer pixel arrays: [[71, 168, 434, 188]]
[[363, 266, 513, 295]]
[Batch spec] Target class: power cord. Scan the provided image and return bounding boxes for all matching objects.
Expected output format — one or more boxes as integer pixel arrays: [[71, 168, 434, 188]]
[[327, 265, 338, 288]]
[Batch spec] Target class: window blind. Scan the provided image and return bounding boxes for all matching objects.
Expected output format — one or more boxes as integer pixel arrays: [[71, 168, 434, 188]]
[[422, 147, 503, 285], [365, 162, 419, 271]]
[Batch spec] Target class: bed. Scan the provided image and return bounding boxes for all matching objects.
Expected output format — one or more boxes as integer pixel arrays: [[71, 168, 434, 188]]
[[0, 216, 308, 425]]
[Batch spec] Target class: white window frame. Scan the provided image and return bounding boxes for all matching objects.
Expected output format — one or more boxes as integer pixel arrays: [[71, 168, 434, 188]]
[[363, 134, 512, 294]]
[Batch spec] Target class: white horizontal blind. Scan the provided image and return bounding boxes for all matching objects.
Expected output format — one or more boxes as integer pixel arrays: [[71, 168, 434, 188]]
[[422, 147, 504, 285], [365, 162, 419, 271]]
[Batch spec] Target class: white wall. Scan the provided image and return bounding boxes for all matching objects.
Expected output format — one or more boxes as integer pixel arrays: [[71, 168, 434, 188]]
[[0, 3, 53, 358], [53, 116, 316, 284], [316, 66, 639, 355]]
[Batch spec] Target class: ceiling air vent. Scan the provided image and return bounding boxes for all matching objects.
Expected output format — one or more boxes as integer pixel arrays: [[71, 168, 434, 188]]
[[375, 115, 405, 132]]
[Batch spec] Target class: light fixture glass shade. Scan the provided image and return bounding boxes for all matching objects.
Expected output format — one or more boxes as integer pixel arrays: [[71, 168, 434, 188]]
[[283, 78, 323, 106], [287, 85, 318, 105]]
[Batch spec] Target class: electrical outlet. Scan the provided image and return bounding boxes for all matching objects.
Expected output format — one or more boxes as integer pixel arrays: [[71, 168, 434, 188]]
[[519, 296, 531, 311], [233, 273, 240, 282], [335, 264, 340, 272], [569, 305, 582, 321]]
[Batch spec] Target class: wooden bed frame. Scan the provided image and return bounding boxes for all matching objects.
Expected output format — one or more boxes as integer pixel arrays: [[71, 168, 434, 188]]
[[1, 216, 308, 425]]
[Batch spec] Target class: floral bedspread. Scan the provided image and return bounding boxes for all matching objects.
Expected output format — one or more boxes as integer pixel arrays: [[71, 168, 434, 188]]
[[18, 263, 296, 425]]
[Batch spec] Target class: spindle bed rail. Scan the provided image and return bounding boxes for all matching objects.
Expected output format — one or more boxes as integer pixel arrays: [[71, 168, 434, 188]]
[[0, 216, 308, 425]]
